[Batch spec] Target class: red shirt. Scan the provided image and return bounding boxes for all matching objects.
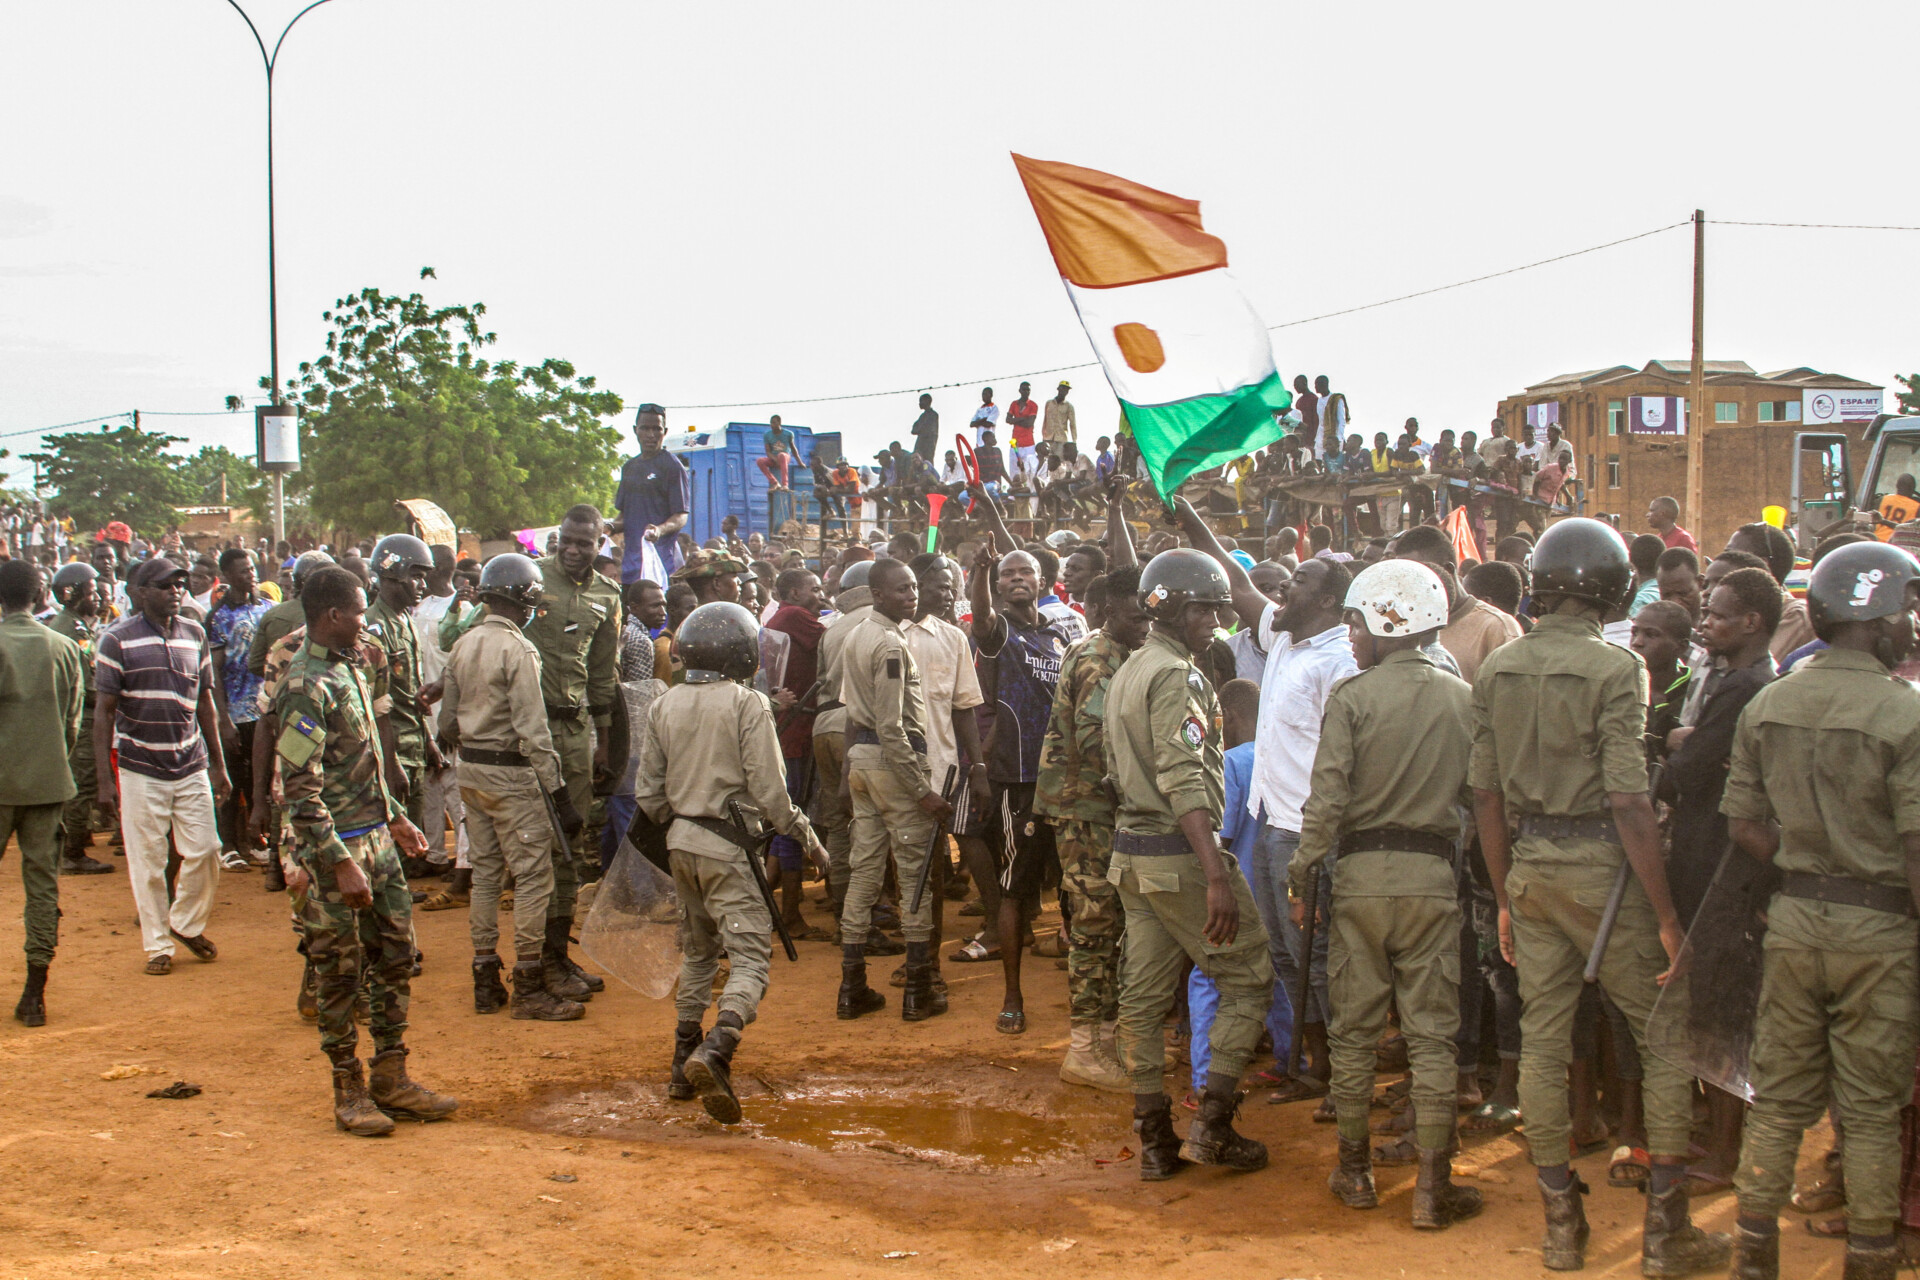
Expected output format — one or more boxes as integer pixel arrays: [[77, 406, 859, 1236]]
[[1007, 398, 1039, 448], [1661, 525, 1698, 553], [764, 603, 826, 758]]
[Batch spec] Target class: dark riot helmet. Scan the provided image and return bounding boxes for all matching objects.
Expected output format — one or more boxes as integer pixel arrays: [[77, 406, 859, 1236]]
[[370, 533, 433, 581], [290, 550, 336, 594], [1807, 541, 1920, 634], [51, 561, 99, 606], [1138, 547, 1232, 621], [477, 553, 543, 610], [1527, 517, 1631, 612], [675, 601, 761, 681]]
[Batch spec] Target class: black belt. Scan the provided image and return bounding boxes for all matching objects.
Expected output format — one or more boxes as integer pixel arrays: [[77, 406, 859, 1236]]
[[1339, 828, 1456, 860], [1113, 829, 1191, 856], [815, 699, 844, 713], [1780, 871, 1917, 918], [545, 704, 584, 723], [83, 693, 96, 708], [462, 747, 530, 768], [1519, 813, 1618, 843], [849, 725, 928, 754]]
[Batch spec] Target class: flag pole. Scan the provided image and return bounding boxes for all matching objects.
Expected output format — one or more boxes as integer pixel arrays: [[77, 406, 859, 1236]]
[[1685, 210, 1706, 535]]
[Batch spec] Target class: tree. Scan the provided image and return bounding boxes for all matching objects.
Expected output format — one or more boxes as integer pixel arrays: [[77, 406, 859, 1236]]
[[1898, 373, 1918, 416], [25, 423, 195, 533], [282, 281, 624, 538], [179, 445, 262, 507]]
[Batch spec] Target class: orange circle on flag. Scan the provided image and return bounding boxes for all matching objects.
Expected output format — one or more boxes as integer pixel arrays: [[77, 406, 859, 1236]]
[[1113, 323, 1165, 373]]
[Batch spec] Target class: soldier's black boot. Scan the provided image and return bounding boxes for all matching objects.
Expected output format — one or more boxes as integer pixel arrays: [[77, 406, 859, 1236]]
[[542, 917, 597, 999], [836, 943, 885, 1019], [1328, 1134, 1378, 1208], [683, 1011, 744, 1124], [900, 941, 948, 1021], [1641, 1182, 1731, 1277], [13, 963, 48, 1028], [1728, 1224, 1779, 1280], [668, 1020, 704, 1100], [1179, 1087, 1268, 1171], [471, 956, 508, 1015], [1412, 1145, 1483, 1230], [1133, 1094, 1188, 1182], [1841, 1238, 1902, 1280], [512, 960, 585, 1021], [1538, 1173, 1591, 1271], [59, 841, 113, 875]]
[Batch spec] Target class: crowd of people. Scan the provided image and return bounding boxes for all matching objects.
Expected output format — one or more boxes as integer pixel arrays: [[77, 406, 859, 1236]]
[[5, 395, 1920, 1280]]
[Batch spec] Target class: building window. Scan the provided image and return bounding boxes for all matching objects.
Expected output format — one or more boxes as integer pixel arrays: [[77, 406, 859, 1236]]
[[1608, 400, 1624, 435], [1715, 401, 1740, 423], [1607, 455, 1621, 489], [1757, 400, 1803, 423]]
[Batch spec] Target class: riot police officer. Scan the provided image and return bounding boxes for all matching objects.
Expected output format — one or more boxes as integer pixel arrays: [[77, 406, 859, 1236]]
[[1104, 548, 1272, 1180]]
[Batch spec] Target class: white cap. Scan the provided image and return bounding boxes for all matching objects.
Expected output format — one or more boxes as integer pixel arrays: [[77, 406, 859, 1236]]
[[1344, 560, 1449, 637]]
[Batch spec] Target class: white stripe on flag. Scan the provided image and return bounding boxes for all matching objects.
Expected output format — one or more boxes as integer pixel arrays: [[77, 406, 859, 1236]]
[[1064, 268, 1274, 409]]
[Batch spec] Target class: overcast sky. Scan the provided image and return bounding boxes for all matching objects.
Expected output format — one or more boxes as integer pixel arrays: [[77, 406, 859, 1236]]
[[4, 0, 1917, 502]]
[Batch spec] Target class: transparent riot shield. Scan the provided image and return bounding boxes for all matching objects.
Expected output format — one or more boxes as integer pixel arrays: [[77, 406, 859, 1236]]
[[579, 840, 683, 999]]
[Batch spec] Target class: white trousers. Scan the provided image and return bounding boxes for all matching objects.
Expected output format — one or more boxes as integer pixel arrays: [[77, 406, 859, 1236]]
[[420, 759, 471, 868], [120, 768, 221, 957]]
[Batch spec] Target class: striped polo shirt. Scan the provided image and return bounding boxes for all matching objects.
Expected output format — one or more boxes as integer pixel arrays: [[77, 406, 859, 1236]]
[[96, 612, 213, 781]]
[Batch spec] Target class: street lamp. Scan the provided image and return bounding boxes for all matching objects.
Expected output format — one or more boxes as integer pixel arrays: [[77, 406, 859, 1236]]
[[225, 0, 332, 547]]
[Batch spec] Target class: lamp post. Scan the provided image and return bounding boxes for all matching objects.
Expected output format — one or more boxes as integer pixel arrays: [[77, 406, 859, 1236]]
[[225, 0, 332, 548]]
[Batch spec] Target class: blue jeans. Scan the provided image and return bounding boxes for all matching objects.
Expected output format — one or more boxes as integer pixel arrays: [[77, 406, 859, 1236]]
[[1187, 963, 1293, 1091], [1252, 825, 1330, 1064]]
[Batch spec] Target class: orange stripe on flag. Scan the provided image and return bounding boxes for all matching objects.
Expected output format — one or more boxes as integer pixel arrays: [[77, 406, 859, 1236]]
[[1010, 154, 1227, 290]]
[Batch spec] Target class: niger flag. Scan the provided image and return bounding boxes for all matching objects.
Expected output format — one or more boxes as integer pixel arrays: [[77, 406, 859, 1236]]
[[1011, 154, 1291, 502]]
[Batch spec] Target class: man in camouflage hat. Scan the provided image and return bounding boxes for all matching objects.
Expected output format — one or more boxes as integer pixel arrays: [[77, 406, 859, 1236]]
[[672, 547, 750, 607]]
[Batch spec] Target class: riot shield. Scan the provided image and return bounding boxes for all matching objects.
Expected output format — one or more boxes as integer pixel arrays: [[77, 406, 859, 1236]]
[[1645, 845, 1780, 1103], [578, 840, 683, 999]]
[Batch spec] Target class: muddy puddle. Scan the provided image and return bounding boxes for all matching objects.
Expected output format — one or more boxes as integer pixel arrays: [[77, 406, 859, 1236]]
[[524, 1064, 1130, 1172]]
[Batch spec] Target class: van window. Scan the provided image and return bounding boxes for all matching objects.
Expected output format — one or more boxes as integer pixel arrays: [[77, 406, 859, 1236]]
[[1872, 435, 1920, 503]]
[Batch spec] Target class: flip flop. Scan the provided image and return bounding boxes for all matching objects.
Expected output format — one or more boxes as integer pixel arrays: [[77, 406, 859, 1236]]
[[144, 954, 172, 976], [1265, 1074, 1330, 1105], [171, 929, 218, 962], [1608, 1145, 1651, 1188], [1312, 1096, 1338, 1124], [1462, 1100, 1521, 1135], [996, 1010, 1025, 1035], [949, 937, 1001, 963]]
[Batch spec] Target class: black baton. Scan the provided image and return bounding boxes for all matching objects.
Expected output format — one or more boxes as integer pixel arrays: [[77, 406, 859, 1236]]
[[539, 788, 573, 856], [907, 766, 960, 916], [728, 800, 798, 962], [1288, 867, 1321, 1080], [775, 678, 824, 740], [1584, 861, 1632, 983]]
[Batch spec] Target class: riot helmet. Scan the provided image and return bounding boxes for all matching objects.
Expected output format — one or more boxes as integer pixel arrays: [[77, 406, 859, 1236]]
[[1528, 517, 1630, 611], [1139, 548, 1232, 622], [477, 553, 543, 610], [676, 601, 760, 681]]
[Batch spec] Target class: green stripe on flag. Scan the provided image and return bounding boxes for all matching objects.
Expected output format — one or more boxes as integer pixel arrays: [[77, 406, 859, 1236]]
[[1121, 372, 1293, 503]]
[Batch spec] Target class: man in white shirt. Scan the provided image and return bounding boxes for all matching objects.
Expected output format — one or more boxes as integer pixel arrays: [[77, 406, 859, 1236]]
[[1514, 422, 1544, 472], [970, 386, 999, 446], [1176, 499, 1355, 1098], [411, 544, 468, 893]]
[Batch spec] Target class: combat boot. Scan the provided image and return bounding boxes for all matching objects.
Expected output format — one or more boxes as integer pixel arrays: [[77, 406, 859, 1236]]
[[900, 941, 948, 1021], [263, 856, 287, 893], [1328, 1134, 1378, 1208], [1538, 1173, 1591, 1271], [368, 1046, 459, 1122], [1412, 1145, 1482, 1229], [1728, 1225, 1779, 1280], [544, 917, 604, 994], [1842, 1240, 1902, 1280], [1060, 1023, 1130, 1092], [471, 956, 508, 1015], [836, 944, 885, 1020], [1641, 1182, 1731, 1277], [511, 960, 585, 1021], [59, 845, 113, 875], [329, 1054, 396, 1137], [668, 1020, 704, 1100], [541, 953, 592, 1003], [297, 960, 319, 1022], [13, 963, 48, 1028], [683, 1011, 744, 1124], [1133, 1094, 1188, 1182], [1179, 1087, 1268, 1171]]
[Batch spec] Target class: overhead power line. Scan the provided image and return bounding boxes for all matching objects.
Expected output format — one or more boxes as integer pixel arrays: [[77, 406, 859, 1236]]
[[1708, 219, 1920, 232]]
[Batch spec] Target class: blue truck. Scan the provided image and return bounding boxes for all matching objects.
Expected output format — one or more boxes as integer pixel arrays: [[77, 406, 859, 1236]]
[[663, 421, 843, 545]]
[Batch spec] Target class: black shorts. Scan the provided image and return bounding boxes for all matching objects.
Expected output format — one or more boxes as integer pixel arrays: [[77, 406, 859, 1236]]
[[990, 780, 1057, 902]]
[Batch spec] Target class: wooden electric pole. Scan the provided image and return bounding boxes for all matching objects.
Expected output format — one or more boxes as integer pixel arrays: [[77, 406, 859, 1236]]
[[1686, 209, 1706, 533]]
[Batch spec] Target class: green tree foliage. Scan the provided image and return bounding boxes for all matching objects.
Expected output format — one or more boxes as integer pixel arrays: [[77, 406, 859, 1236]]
[[179, 445, 262, 507], [282, 281, 624, 538], [25, 423, 194, 533], [1898, 373, 1918, 416]]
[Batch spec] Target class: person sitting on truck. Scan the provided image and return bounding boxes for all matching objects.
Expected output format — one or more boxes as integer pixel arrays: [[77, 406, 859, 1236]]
[[1875, 473, 1920, 541], [756, 417, 792, 491]]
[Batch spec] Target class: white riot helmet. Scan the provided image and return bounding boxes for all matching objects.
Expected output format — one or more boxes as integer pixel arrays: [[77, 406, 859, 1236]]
[[1344, 559, 1449, 637]]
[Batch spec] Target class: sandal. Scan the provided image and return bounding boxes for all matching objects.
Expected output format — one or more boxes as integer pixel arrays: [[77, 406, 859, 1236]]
[[1805, 1214, 1848, 1239], [996, 1010, 1026, 1035], [1462, 1100, 1521, 1135], [787, 923, 835, 942], [1374, 1135, 1419, 1166], [1312, 1096, 1338, 1124], [1608, 1145, 1651, 1189], [950, 937, 1001, 963], [171, 929, 218, 962], [1265, 1074, 1330, 1105], [1792, 1173, 1846, 1215], [144, 954, 172, 976], [419, 890, 469, 911]]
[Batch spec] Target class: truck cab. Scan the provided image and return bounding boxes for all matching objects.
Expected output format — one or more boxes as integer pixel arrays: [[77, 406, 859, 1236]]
[[1791, 415, 1920, 552]]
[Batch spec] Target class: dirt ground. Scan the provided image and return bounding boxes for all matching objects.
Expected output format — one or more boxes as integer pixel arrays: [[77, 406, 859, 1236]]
[[0, 854, 1849, 1280]]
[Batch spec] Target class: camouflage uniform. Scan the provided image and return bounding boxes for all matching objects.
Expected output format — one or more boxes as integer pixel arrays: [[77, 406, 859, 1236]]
[[246, 596, 307, 678], [259, 625, 389, 854], [365, 596, 429, 830], [45, 607, 98, 853], [1033, 630, 1132, 1027], [275, 639, 412, 1058], [523, 556, 620, 921]]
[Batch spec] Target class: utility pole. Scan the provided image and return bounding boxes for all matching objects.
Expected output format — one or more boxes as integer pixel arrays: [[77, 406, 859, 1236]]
[[1686, 209, 1706, 534]]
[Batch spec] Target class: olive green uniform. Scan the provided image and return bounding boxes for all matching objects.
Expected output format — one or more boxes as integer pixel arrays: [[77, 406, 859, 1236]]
[[1033, 630, 1132, 1027], [45, 608, 99, 853], [839, 612, 936, 942], [365, 596, 430, 829], [0, 614, 85, 965], [1722, 648, 1920, 1237], [1292, 648, 1470, 1150], [810, 589, 872, 913], [1105, 628, 1272, 1093], [523, 556, 620, 920], [247, 596, 306, 678], [636, 677, 815, 1026], [1468, 613, 1689, 1165]]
